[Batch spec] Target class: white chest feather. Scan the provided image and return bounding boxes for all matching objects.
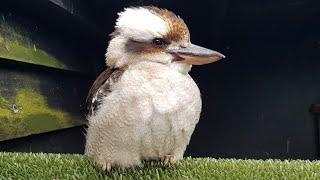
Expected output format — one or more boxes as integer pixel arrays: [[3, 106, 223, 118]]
[[85, 61, 202, 168]]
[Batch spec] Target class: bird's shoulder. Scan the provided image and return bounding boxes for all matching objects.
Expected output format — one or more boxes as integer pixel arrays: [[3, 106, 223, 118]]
[[86, 67, 125, 116]]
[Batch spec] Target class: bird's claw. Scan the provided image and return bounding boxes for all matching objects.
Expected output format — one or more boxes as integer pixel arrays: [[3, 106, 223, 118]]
[[163, 155, 173, 167], [102, 162, 112, 172]]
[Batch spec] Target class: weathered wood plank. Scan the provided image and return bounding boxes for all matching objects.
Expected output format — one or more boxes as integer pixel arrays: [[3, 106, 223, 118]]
[[311, 104, 320, 115], [0, 12, 96, 73], [0, 66, 90, 141], [49, 0, 86, 16]]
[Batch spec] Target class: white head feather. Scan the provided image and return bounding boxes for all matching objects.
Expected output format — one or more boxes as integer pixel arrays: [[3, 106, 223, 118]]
[[115, 7, 168, 41]]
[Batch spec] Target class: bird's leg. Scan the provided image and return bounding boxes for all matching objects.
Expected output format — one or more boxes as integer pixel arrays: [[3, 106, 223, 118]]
[[163, 155, 174, 166], [101, 162, 112, 172]]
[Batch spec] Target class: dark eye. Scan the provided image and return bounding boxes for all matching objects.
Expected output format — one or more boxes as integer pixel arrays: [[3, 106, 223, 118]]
[[152, 38, 168, 46]]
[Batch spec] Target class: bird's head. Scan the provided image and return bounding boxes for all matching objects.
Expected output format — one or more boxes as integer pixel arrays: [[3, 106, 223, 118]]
[[106, 6, 225, 71]]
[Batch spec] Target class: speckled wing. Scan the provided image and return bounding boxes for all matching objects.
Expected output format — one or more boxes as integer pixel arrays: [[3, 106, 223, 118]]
[[86, 67, 124, 116]]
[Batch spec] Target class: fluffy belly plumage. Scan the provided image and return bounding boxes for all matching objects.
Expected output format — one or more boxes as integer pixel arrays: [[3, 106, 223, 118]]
[[140, 96, 201, 161], [85, 62, 202, 168]]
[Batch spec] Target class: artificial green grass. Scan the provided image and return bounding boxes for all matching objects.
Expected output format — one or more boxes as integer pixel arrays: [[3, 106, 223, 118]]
[[1, 152, 320, 180]]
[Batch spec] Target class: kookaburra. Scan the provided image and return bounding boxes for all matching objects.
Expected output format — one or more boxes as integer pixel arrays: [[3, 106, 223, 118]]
[[85, 6, 225, 171]]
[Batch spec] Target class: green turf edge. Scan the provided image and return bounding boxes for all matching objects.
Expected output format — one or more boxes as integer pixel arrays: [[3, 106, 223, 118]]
[[1, 152, 320, 180]]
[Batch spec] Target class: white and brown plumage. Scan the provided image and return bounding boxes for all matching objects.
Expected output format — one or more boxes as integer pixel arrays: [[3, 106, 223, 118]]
[[85, 6, 224, 171]]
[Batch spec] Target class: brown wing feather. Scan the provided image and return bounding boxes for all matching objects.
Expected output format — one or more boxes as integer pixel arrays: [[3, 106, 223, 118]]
[[86, 67, 116, 116]]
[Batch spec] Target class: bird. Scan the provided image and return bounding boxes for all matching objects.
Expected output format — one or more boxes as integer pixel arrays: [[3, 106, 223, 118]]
[[84, 6, 225, 171]]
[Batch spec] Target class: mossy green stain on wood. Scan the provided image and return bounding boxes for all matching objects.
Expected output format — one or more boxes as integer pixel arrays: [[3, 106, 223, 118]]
[[0, 89, 81, 141], [0, 16, 68, 70], [0, 36, 4, 45], [0, 97, 10, 109], [0, 109, 11, 118], [15, 89, 73, 127]]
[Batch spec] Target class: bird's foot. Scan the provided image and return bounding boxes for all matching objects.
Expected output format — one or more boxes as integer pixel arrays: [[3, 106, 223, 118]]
[[101, 162, 112, 172], [162, 155, 174, 167]]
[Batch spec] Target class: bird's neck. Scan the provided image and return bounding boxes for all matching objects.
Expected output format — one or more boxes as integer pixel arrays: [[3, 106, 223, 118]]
[[115, 61, 192, 75], [169, 63, 192, 74]]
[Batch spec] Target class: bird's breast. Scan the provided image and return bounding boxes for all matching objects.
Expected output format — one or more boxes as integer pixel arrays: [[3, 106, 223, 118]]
[[112, 62, 202, 159], [119, 61, 201, 115]]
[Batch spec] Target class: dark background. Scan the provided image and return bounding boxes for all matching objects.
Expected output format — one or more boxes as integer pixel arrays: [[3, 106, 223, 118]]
[[1, 0, 320, 160]]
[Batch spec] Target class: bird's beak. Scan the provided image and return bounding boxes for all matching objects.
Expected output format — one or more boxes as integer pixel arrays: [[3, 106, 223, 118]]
[[168, 44, 225, 65]]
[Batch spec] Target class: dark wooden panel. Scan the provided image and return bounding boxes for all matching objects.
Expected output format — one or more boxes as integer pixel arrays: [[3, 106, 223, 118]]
[[49, 0, 88, 17], [0, 65, 90, 141], [3, 0, 107, 74], [0, 126, 86, 153], [311, 104, 320, 115], [0, 11, 96, 73]]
